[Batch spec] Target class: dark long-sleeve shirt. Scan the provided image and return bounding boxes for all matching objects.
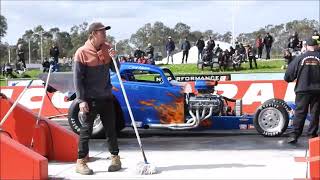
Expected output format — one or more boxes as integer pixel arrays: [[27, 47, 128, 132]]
[[181, 40, 191, 51], [166, 41, 175, 52], [284, 51, 320, 93], [73, 40, 120, 103]]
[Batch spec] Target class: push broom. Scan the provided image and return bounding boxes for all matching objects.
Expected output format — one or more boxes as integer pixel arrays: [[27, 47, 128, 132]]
[[110, 54, 157, 175]]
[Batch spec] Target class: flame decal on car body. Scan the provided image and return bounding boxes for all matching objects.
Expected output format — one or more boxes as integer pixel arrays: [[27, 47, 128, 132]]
[[139, 92, 185, 124]]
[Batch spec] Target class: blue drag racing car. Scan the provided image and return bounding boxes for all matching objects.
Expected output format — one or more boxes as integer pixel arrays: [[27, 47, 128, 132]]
[[43, 63, 298, 138]]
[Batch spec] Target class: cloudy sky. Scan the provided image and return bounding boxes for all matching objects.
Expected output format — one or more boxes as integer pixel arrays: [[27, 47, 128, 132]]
[[1, 0, 319, 45]]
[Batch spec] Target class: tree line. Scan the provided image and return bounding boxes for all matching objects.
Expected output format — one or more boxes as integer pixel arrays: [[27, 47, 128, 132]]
[[0, 14, 319, 65]]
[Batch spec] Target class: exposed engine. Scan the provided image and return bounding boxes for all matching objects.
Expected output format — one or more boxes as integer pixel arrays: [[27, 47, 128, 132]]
[[149, 80, 242, 130], [173, 91, 241, 130], [188, 94, 223, 116]]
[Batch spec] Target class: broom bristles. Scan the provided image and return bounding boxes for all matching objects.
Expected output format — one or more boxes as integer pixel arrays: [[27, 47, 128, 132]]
[[136, 162, 157, 175]]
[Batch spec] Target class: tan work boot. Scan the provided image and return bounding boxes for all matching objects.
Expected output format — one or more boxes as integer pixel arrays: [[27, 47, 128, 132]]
[[76, 159, 93, 175], [108, 155, 122, 172]]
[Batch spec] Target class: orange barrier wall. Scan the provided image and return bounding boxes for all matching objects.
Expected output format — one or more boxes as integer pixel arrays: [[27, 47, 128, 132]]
[[309, 137, 320, 179], [0, 133, 48, 179], [0, 95, 78, 161], [294, 137, 320, 179]]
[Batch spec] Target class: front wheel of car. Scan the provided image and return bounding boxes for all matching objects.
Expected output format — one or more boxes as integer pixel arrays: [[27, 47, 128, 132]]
[[254, 101, 289, 137]]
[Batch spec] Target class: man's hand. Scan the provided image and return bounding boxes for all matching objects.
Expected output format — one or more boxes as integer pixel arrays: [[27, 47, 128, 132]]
[[108, 48, 117, 59], [79, 102, 89, 113]]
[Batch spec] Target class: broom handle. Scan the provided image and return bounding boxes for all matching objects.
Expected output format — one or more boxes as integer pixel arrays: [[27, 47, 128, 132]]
[[36, 65, 53, 125], [30, 65, 53, 147], [0, 79, 33, 127], [111, 58, 148, 163]]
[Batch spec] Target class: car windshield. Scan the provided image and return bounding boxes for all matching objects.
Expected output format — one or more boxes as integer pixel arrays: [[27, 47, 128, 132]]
[[162, 68, 176, 81]]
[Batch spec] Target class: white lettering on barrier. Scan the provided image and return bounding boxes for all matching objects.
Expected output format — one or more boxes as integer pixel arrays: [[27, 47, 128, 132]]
[[52, 92, 73, 109], [284, 82, 296, 102], [215, 84, 238, 98], [19, 88, 44, 109], [1, 81, 297, 111], [242, 83, 274, 105]]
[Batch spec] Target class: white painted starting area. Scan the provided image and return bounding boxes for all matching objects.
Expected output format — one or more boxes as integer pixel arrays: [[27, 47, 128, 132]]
[[48, 130, 309, 179]]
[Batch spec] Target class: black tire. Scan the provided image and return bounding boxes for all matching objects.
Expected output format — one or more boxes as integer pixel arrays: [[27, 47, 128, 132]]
[[261, 98, 291, 112], [254, 101, 289, 137], [201, 63, 204, 70], [67, 99, 125, 139]]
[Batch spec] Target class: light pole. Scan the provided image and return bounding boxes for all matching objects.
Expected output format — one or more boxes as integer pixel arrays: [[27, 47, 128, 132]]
[[28, 38, 31, 64], [34, 31, 44, 62], [40, 32, 43, 62], [5, 42, 11, 63], [231, 0, 238, 47]]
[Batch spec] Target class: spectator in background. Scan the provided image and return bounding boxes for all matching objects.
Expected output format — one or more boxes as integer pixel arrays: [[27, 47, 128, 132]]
[[166, 36, 175, 64], [288, 32, 300, 50], [239, 43, 246, 62], [312, 30, 320, 45], [247, 45, 257, 69], [263, 32, 274, 60], [145, 43, 154, 59], [235, 41, 240, 51], [126, 55, 134, 63], [229, 46, 235, 55], [137, 56, 146, 64], [50, 43, 60, 64], [2, 62, 13, 77], [49, 43, 60, 72], [181, 37, 191, 64], [147, 54, 155, 65], [16, 44, 26, 69], [119, 56, 127, 63], [207, 36, 215, 52], [219, 49, 230, 71], [196, 36, 205, 61], [134, 47, 145, 59], [255, 35, 264, 59], [301, 41, 307, 53], [42, 58, 50, 72], [282, 49, 292, 69], [232, 49, 242, 71], [214, 44, 222, 54]]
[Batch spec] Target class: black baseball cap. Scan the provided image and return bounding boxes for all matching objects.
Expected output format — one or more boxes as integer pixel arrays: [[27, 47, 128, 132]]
[[306, 37, 318, 46], [88, 22, 111, 34]]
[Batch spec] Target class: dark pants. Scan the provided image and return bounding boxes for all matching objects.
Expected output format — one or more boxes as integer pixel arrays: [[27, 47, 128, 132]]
[[257, 47, 263, 58], [291, 93, 320, 138], [182, 50, 189, 63], [198, 48, 203, 61], [53, 56, 59, 64], [78, 98, 119, 159], [265, 46, 271, 59], [248, 56, 257, 69]]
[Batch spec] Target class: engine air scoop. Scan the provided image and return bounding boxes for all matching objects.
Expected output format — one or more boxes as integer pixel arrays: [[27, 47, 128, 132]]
[[194, 80, 218, 94]]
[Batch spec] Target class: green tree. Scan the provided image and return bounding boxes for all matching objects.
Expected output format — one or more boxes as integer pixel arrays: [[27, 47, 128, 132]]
[[116, 39, 133, 55], [174, 22, 191, 44], [0, 15, 7, 39], [56, 31, 73, 58]]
